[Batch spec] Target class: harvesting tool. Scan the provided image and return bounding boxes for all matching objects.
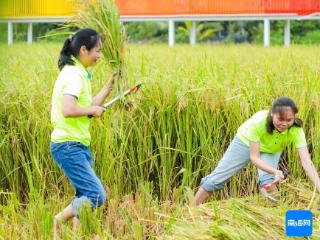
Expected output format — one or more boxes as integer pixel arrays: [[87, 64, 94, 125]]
[[102, 82, 141, 108], [260, 170, 289, 202], [89, 82, 141, 118]]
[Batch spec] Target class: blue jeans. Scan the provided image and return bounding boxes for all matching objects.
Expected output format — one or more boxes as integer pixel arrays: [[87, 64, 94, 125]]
[[200, 136, 282, 192], [50, 141, 107, 217]]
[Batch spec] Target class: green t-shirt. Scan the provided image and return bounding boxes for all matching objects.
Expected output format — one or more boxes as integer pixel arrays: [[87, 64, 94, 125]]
[[51, 57, 92, 146], [237, 110, 307, 153]]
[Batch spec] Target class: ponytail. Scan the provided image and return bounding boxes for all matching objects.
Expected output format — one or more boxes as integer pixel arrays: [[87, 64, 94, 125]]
[[58, 37, 75, 70], [294, 117, 303, 127]]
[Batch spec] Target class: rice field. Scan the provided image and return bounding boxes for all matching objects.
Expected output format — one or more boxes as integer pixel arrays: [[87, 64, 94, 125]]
[[1, 43, 320, 239]]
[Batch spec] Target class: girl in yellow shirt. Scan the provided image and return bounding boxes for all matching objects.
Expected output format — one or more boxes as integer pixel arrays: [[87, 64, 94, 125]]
[[193, 97, 320, 205], [51, 28, 115, 238]]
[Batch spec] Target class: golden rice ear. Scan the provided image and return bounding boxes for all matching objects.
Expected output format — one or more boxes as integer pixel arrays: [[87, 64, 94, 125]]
[[69, 0, 127, 95]]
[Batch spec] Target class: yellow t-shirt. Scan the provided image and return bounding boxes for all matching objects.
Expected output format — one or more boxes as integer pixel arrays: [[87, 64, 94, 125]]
[[51, 58, 92, 146], [237, 110, 307, 153]]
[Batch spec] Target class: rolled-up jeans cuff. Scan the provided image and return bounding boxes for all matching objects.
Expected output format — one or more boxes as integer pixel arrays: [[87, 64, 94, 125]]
[[200, 178, 215, 192], [72, 196, 90, 218]]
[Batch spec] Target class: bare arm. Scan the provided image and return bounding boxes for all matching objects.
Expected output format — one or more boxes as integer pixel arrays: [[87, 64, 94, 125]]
[[298, 146, 320, 192], [62, 95, 105, 118], [92, 73, 116, 106], [250, 142, 283, 178]]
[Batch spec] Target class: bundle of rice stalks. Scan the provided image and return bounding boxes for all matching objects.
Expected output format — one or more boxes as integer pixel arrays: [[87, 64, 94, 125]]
[[162, 180, 320, 239], [70, 0, 127, 93]]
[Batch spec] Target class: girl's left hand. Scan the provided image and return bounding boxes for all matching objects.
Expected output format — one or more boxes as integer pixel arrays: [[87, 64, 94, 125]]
[[105, 72, 117, 91]]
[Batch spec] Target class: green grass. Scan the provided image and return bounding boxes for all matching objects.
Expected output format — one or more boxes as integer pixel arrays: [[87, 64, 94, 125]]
[[1, 43, 320, 238]]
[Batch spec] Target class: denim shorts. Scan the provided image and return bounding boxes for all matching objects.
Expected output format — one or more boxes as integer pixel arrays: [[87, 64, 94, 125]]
[[200, 136, 282, 192], [50, 141, 107, 217]]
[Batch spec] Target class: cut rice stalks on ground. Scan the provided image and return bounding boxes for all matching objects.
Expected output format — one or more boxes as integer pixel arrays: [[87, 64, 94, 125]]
[[161, 180, 320, 239]]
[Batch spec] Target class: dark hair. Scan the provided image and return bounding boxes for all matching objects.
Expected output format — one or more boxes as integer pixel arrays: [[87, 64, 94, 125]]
[[266, 97, 303, 134], [58, 28, 100, 70]]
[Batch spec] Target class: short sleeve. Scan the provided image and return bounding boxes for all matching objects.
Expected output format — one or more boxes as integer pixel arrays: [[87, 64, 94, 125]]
[[247, 122, 261, 143], [62, 67, 83, 98], [293, 128, 307, 149]]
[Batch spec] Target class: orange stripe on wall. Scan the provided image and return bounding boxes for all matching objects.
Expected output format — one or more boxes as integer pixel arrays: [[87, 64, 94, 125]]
[[115, 0, 320, 15], [1, 0, 320, 18], [115, 0, 264, 15]]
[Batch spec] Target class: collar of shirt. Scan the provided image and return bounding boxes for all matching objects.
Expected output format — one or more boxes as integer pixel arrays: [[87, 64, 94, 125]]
[[273, 128, 288, 135], [71, 55, 92, 81]]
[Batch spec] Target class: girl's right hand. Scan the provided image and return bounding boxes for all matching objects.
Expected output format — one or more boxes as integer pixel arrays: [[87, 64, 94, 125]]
[[91, 106, 105, 117], [274, 170, 285, 181]]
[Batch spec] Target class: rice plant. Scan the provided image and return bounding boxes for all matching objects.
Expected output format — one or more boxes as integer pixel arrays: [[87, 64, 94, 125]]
[[1, 43, 320, 238], [162, 181, 320, 239], [69, 0, 127, 93]]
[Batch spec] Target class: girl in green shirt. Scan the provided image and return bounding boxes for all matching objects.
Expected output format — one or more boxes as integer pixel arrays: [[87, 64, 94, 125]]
[[193, 97, 320, 205]]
